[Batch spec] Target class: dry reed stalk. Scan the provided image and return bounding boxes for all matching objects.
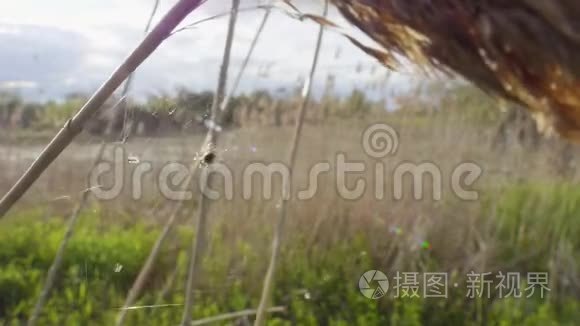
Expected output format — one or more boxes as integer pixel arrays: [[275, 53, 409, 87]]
[[220, 3, 272, 114], [27, 143, 107, 326], [115, 164, 199, 326], [171, 4, 272, 37], [254, 1, 328, 325], [111, 2, 198, 324], [119, 0, 264, 321], [190, 306, 285, 326], [0, 0, 204, 219], [147, 7, 271, 313], [180, 1, 240, 324], [154, 256, 182, 305]]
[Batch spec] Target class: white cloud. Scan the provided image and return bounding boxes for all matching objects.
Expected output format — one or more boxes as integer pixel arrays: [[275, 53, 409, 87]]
[[0, 0, 414, 101], [0, 81, 38, 89]]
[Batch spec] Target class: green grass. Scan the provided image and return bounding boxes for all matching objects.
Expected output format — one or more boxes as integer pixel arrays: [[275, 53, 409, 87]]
[[0, 182, 579, 325]]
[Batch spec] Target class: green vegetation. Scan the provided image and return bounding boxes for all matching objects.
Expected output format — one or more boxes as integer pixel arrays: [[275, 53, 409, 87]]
[[1, 80, 578, 325], [0, 183, 578, 325]]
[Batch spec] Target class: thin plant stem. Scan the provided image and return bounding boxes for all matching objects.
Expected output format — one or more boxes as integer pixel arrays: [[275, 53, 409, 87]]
[[171, 5, 270, 37], [254, 1, 328, 325], [150, 8, 271, 313], [180, 1, 240, 325], [154, 256, 182, 305], [0, 0, 205, 219], [220, 3, 272, 114], [115, 159, 202, 326], [27, 143, 107, 326], [118, 0, 258, 322], [111, 2, 195, 324], [144, 0, 161, 32], [191, 306, 285, 326], [118, 0, 161, 143]]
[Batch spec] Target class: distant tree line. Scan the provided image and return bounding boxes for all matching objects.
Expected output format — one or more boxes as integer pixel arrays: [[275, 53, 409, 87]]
[[0, 86, 388, 137], [0, 83, 512, 140]]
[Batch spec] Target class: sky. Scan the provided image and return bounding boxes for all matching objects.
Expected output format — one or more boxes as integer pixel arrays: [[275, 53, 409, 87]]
[[0, 0, 420, 102]]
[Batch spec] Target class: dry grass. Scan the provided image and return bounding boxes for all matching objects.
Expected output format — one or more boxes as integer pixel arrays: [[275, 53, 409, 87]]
[[1, 112, 574, 224], [27, 143, 107, 326], [2, 103, 574, 205], [181, 1, 241, 325], [2, 1, 580, 322], [255, 1, 328, 323], [2, 99, 580, 322]]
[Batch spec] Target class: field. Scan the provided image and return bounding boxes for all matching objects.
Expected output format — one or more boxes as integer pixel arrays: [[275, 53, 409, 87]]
[[1, 88, 580, 325]]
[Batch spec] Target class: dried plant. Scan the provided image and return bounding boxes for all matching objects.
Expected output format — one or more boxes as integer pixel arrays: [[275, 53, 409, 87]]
[[116, 0, 161, 142], [191, 307, 285, 325], [115, 167, 197, 326], [117, 2, 270, 323], [254, 1, 328, 325], [220, 3, 273, 114], [332, 0, 580, 141], [181, 1, 240, 325], [27, 144, 107, 326], [150, 4, 273, 311]]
